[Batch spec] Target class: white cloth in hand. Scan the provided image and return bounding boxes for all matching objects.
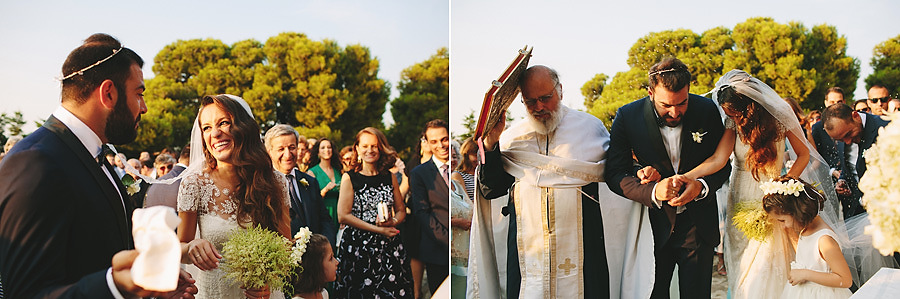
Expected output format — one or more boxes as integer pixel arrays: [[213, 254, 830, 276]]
[[131, 206, 182, 291]]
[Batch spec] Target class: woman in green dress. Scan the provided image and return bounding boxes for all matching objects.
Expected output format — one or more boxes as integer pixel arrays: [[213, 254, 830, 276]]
[[307, 138, 342, 229]]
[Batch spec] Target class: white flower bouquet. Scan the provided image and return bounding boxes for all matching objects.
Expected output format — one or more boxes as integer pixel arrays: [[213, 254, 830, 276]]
[[858, 114, 900, 255], [220, 225, 296, 292]]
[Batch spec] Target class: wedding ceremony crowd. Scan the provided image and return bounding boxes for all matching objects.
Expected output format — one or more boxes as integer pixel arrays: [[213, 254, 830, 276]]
[[1, 31, 899, 299], [455, 58, 900, 299]]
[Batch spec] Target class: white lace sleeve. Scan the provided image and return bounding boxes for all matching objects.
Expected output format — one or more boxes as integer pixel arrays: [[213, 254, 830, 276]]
[[275, 171, 291, 208], [176, 172, 201, 213], [725, 117, 736, 130]]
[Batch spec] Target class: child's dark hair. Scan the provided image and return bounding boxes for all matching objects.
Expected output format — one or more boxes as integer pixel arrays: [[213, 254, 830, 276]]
[[762, 176, 826, 228], [291, 234, 332, 294]]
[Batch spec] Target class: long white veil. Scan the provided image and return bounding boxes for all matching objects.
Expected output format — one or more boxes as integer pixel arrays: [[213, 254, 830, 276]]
[[710, 70, 862, 286]]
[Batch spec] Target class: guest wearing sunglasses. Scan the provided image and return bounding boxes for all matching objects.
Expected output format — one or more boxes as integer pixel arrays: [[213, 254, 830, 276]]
[[867, 85, 893, 116], [154, 153, 176, 178], [853, 99, 870, 113]]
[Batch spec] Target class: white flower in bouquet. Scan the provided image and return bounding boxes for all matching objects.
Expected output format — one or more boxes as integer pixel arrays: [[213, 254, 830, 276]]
[[859, 113, 900, 255]]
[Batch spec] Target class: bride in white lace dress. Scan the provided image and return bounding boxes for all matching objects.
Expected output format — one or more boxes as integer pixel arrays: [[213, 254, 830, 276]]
[[674, 70, 853, 298], [175, 94, 291, 299]]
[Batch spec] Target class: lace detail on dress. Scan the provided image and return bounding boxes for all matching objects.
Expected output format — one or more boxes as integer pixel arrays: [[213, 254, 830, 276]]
[[177, 171, 238, 222]]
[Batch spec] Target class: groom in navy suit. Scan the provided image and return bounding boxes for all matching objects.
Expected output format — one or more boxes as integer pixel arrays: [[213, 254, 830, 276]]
[[265, 125, 337, 245], [605, 58, 731, 299], [0, 33, 196, 298]]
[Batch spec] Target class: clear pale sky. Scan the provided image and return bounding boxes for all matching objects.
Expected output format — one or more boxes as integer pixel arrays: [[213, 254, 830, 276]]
[[0, 0, 449, 133], [451, 0, 899, 136]]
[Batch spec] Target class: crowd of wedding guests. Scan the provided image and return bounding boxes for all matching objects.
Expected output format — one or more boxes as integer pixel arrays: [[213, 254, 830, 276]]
[[109, 116, 452, 299]]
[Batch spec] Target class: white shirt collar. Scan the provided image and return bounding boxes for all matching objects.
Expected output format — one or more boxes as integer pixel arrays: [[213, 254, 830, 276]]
[[52, 106, 104, 158], [857, 111, 867, 129], [432, 155, 449, 170]]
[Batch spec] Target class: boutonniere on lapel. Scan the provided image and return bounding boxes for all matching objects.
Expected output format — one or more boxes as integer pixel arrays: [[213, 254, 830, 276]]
[[121, 175, 142, 196], [691, 129, 708, 144], [299, 177, 309, 187]]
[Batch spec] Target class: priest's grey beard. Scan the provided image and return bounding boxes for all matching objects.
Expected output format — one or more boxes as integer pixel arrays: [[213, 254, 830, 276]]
[[527, 105, 563, 135]]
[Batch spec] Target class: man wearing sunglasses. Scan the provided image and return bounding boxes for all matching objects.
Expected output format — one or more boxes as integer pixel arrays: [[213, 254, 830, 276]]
[[867, 85, 893, 116]]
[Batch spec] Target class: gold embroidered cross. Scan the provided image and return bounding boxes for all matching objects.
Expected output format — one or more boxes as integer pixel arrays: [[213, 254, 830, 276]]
[[558, 258, 576, 275]]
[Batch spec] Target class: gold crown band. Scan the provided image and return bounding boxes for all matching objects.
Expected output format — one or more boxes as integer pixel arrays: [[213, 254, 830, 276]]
[[60, 45, 124, 81]]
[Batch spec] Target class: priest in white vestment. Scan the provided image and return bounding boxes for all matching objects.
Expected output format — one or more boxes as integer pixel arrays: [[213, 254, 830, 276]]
[[468, 65, 654, 299]]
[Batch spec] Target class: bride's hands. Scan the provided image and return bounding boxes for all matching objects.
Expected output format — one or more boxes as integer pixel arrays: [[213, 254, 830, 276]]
[[186, 239, 222, 271], [243, 284, 271, 299]]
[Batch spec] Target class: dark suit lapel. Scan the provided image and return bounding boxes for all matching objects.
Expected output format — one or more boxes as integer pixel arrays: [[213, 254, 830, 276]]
[[43, 116, 132, 248], [678, 98, 700, 174], [642, 98, 675, 175], [290, 170, 310, 224]]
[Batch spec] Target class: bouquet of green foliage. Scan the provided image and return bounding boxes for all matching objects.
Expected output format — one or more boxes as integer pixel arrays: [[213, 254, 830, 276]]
[[732, 200, 772, 242], [220, 225, 296, 292]]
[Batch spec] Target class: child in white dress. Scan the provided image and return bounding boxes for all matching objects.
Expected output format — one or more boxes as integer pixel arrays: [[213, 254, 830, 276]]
[[761, 176, 852, 299]]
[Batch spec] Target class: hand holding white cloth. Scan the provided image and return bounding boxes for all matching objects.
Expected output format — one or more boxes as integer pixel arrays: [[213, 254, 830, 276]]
[[131, 206, 182, 291]]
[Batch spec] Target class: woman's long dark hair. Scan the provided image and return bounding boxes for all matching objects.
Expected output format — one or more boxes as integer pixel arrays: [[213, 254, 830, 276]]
[[199, 95, 288, 234], [718, 86, 783, 181], [309, 138, 342, 172]]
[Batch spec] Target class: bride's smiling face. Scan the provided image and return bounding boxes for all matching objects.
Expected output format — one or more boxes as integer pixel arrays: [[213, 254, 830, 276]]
[[200, 103, 236, 164]]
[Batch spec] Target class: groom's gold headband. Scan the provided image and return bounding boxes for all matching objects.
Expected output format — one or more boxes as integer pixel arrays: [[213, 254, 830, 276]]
[[648, 68, 682, 77], [60, 45, 124, 81]]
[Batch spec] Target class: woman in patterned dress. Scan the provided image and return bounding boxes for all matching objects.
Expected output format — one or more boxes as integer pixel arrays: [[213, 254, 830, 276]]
[[334, 127, 413, 298], [176, 94, 291, 299]]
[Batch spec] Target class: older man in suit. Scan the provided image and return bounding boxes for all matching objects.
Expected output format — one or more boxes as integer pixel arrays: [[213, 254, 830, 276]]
[[0, 33, 195, 298], [409, 119, 451, 294], [265, 124, 337, 245]]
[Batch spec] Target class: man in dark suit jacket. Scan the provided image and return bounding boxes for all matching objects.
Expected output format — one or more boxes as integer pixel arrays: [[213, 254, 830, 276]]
[[409, 119, 450, 294], [605, 58, 731, 299], [144, 144, 191, 209], [0, 34, 195, 298], [265, 125, 337, 245], [822, 104, 891, 218]]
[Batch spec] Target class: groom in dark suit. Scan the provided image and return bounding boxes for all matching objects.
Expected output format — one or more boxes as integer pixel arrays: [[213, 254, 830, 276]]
[[409, 119, 450, 294], [0, 33, 196, 298], [822, 103, 890, 218], [605, 58, 731, 299], [265, 124, 337, 245]]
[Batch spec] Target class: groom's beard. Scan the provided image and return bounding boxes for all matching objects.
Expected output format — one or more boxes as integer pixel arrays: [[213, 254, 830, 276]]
[[527, 106, 563, 135], [105, 86, 141, 145]]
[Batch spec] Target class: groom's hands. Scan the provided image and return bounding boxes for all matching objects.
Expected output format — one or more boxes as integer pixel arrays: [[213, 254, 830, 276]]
[[112, 250, 198, 298], [669, 176, 703, 206], [654, 177, 683, 203], [653, 175, 703, 206]]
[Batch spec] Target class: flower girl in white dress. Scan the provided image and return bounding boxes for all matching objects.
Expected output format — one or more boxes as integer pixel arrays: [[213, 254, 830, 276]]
[[761, 177, 852, 299]]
